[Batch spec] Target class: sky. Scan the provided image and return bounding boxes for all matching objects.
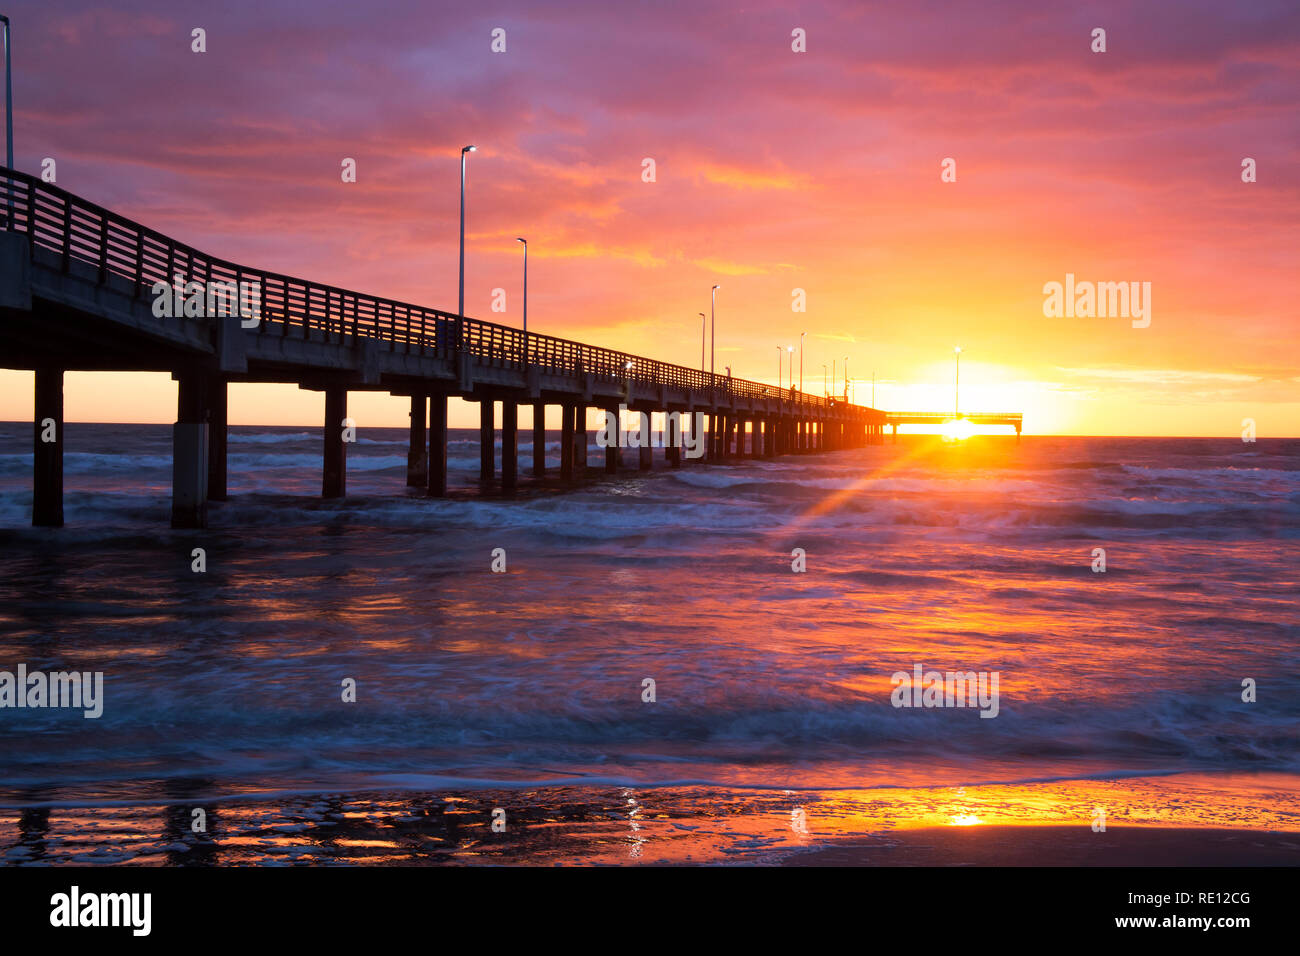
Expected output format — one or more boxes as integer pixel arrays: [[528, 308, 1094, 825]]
[[1, 0, 1297, 435]]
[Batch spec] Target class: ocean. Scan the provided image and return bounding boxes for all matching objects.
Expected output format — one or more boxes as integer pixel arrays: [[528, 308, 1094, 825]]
[[0, 424, 1297, 864]]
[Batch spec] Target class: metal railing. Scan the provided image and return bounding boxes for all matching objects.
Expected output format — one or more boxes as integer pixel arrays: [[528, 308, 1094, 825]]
[[886, 411, 1023, 419], [1, 167, 867, 417]]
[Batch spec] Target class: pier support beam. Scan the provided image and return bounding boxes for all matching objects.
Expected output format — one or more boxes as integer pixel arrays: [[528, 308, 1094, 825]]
[[574, 405, 588, 477], [604, 405, 620, 473], [428, 393, 448, 497], [207, 378, 228, 501], [532, 403, 546, 477], [561, 402, 576, 481], [666, 414, 682, 468], [479, 400, 495, 481], [32, 368, 64, 528], [173, 371, 212, 527], [501, 401, 518, 493], [406, 394, 427, 488], [322, 385, 347, 499]]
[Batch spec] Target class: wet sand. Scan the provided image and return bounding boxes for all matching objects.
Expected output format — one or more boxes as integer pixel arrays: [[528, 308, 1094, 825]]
[[775, 826, 1300, 866], [3, 774, 1298, 866]]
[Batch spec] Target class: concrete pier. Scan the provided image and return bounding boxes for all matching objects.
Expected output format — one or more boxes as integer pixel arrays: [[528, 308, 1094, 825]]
[[427, 393, 448, 497], [32, 367, 64, 528], [501, 401, 518, 492], [532, 402, 546, 477], [479, 400, 494, 481], [205, 378, 228, 501], [406, 394, 427, 488], [561, 402, 575, 481], [322, 385, 347, 499], [172, 371, 212, 527]]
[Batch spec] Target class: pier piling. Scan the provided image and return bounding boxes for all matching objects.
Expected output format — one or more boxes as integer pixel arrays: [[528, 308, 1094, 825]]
[[32, 367, 63, 528], [427, 392, 447, 497], [322, 385, 347, 499]]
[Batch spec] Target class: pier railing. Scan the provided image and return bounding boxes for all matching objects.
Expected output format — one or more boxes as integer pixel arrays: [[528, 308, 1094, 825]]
[[1, 167, 863, 415]]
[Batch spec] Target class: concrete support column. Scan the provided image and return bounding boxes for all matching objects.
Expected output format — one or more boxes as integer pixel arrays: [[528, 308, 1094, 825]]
[[428, 392, 448, 497], [208, 378, 228, 501], [501, 401, 518, 492], [172, 370, 211, 527], [604, 406, 620, 473], [322, 385, 347, 499], [406, 393, 427, 488], [532, 402, 546, 477], [666, 411, 682, 468], [479, 399, 495, 481], [561, 403, 576, 481], [32, 368, 64, 528], [573, 404, 587, 477]]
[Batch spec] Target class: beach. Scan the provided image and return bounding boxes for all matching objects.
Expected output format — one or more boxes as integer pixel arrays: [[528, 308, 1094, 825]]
[[0, 424, 1297, 865]]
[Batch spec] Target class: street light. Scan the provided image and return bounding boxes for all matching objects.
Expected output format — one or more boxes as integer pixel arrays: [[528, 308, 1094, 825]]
[[799, 331, 806, 394], [786, 345, 794, 393], [710, 284, 720, 382], [776, 346, 784, 389], [823, 364, 828, 397], [2, 15, 12, 226], [515, 238, 527, 359], [844, 356, 849, 401], [458, 145, 477, 319], [954, 346, 962, 419], [699, 313, 706, 373]]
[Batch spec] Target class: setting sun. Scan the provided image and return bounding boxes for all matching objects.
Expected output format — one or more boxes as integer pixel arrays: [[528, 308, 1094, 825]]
[[941, 418, 978, 442]]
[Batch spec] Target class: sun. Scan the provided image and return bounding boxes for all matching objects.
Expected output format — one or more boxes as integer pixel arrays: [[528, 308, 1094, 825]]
[[941, 418, 977, 441]]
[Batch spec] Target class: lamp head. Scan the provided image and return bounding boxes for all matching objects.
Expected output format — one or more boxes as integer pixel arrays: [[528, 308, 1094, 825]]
[[463, 145, 477, 154]]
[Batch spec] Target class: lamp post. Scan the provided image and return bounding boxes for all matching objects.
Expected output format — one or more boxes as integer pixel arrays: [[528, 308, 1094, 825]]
[[515, 237, 527, 357], [699, 313, 706, 373], [776, 346, 784, 389], [458, 145, 476, 319], [2, 15, 12, 226], [823, 364, 828, 397], [843, 356, 849, 401], [786, 346, 794, 393], [515, 237, 527, 334], [710, 284, 720, 383], [799, 331, 806, 394], [954, 346, 962, 418]]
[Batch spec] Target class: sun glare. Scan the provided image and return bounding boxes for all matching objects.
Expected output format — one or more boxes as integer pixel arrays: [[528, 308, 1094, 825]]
[[941, 418, 977, 441]]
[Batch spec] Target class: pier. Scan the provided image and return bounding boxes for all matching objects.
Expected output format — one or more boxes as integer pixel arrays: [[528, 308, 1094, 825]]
[[0, 168, 891, 528], [884, 411, 1023, 442]]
